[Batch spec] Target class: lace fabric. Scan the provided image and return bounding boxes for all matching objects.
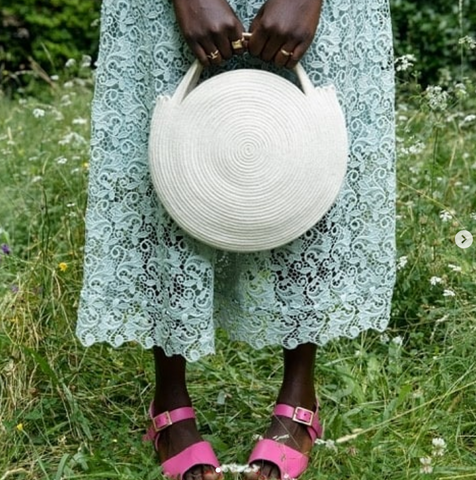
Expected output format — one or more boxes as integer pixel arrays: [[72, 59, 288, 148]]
[[76, 0, 397, 362]]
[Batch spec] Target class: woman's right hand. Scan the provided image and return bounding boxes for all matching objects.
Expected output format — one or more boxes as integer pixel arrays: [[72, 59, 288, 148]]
[[172, 0, 245, 67]]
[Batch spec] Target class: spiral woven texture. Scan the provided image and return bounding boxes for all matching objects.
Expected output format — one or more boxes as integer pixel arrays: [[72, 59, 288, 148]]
[[149, 66, 348, 252]]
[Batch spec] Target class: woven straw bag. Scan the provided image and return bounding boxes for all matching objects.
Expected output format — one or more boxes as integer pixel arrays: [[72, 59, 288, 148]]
[[149, 60, 348, 252]]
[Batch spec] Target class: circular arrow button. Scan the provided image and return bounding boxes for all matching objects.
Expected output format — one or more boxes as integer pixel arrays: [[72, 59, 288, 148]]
[[455, 230, 473, 249]]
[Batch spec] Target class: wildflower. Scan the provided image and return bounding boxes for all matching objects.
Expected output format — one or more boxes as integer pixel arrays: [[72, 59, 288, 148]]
[[459, 114, 476, 128], [219, 464, 258, 473], [392, 336, 403, 346], [72, 118, 88, 125], [430, 276, 442, 286], [443, 289, 455, 297], [56, 156, 68, 165], [32, 176, 42, 183], [82, 162, 89, 169], [16, 423, 24, 432], [394, 54, 416, 72], [1, 244, 11, 255], [58, 132, 87, 146], [397, 256, 408, 270], [425, 86, 449, 111], [67, 203, 76, 208], [32, 108, 45, 118], [64, 81, 74, 89], [51, 75, 59, 81], [408, 142, 425, 155], [432, 437, 447, 456], [439, 210, 452, 222], [448, 264, 462, 273], [380, 333, 390, 344], [65, 58, 76, 68], [58, 262, 68, 272], [471, 212, 476, 221], [81, 55, 92, 68], [420, 457, 433, 474], [458, 36, 476, 50], [18, 98, 27, 105]]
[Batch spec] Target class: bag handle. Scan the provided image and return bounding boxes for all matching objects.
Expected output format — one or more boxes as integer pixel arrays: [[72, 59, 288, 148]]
[[172, 33, 315, 104]]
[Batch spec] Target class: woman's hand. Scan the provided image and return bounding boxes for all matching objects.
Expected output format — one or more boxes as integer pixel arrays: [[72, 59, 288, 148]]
[[173, 0, 245, 67], [247, 0, 323, 68]]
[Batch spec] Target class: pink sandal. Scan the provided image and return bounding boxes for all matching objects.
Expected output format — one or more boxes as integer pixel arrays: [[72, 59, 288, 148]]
[[247, 400, 323, 479], [143, 401, 222, 480]]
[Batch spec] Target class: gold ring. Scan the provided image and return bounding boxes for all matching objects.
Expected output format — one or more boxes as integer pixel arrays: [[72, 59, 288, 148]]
[[231, 39, 244, 50], [280, 48, 293, 57], [207, 50, 220, 60]]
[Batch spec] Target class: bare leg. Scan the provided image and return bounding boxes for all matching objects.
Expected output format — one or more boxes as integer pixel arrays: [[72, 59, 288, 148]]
[[246, 343, 317, 479], [152, 346, 219, 480]]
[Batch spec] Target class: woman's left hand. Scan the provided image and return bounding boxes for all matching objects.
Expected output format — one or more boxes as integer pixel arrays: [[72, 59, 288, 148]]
[[247, 0, 323, 68]]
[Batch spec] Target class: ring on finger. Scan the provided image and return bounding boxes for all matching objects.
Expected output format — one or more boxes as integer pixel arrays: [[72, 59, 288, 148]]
[[207, 49, 220, 60], [231, 39, 244, 50], [280, 48, 293, 57]]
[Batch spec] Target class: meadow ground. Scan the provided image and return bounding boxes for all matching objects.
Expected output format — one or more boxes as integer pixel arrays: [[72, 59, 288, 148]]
[[0, 62, 476, 479]]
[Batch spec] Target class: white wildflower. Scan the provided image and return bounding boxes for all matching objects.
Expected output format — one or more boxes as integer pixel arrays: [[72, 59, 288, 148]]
[[425, 86, 449, 111], [56, 156, 68, 164], [458, 36, 476, 50], [66, 203, 76, 208], [471, 212, 476, 220], [439, 210, 452, 222], [408, 142, 425, 155], [432, 437, 447, 457], [72, 118, 88, 125], [459, 114, 476, 128], [81, 55, 92, 68], [58, 132, 87, 146], [420, 457, 433, 474], [32, 176, 42, 183], [18, 98, 27, 105], [443, 289, 455, 297], [392, 336, 403, 346], [397, 256, 408, 270], [65, 58, 76, 68], [64, 81, 74, 88], [32, 108, 45, 118], [220, 464, 259, 473], [448, 264, 462, 273], [51, 75, 59, 81], [380, 333, 390, 344], [395, 54, 417, 72], [430, 276, 442, 286]]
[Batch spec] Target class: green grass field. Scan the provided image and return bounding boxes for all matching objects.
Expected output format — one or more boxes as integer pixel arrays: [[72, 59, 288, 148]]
[[1, 65, 476, 479]]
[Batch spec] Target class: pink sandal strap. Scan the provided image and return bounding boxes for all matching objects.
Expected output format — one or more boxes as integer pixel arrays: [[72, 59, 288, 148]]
[[248, 438, 309, 479], [247, 399, 323, 479], [273, 400, 323, 442], [143, 401, 222, 479], [143, 402, 196, 444], [162, 441, 221, 479]]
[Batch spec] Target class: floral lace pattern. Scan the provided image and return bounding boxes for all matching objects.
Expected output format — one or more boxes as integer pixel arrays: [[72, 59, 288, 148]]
[[76, 0, 397, 362]]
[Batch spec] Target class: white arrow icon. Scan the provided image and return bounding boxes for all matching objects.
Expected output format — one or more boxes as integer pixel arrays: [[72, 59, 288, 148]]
[[455, 230, 473, 249]]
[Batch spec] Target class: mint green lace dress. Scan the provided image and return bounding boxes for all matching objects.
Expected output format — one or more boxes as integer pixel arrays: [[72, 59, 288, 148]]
[[76, 0, 397, 362]]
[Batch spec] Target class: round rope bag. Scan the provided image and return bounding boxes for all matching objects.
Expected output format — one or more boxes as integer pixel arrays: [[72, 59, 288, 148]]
[[149, 60, 348, 252]]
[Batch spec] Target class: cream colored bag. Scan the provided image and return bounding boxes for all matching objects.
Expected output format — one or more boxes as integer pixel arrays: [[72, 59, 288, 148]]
[[149, 60, 348, 252]]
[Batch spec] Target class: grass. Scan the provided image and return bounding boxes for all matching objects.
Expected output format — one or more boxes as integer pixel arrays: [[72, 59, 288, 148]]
[[1, 63, 476, 479]]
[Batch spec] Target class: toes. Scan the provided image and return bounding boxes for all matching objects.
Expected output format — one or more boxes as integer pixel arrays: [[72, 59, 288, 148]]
[[203, 466, 220, 480], [244, 462, 261, 480]]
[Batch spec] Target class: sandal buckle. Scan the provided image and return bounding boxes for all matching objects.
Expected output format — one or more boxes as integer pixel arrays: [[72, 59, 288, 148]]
[[292, 406, 314, 426], [153, 410, 172, 432]]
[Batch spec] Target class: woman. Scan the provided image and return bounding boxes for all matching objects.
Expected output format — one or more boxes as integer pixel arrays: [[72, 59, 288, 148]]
[[76, 0, 396, 478]]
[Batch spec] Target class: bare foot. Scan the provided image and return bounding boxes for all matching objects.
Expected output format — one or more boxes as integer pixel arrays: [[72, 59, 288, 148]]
[[244, 388, 316, 480]]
